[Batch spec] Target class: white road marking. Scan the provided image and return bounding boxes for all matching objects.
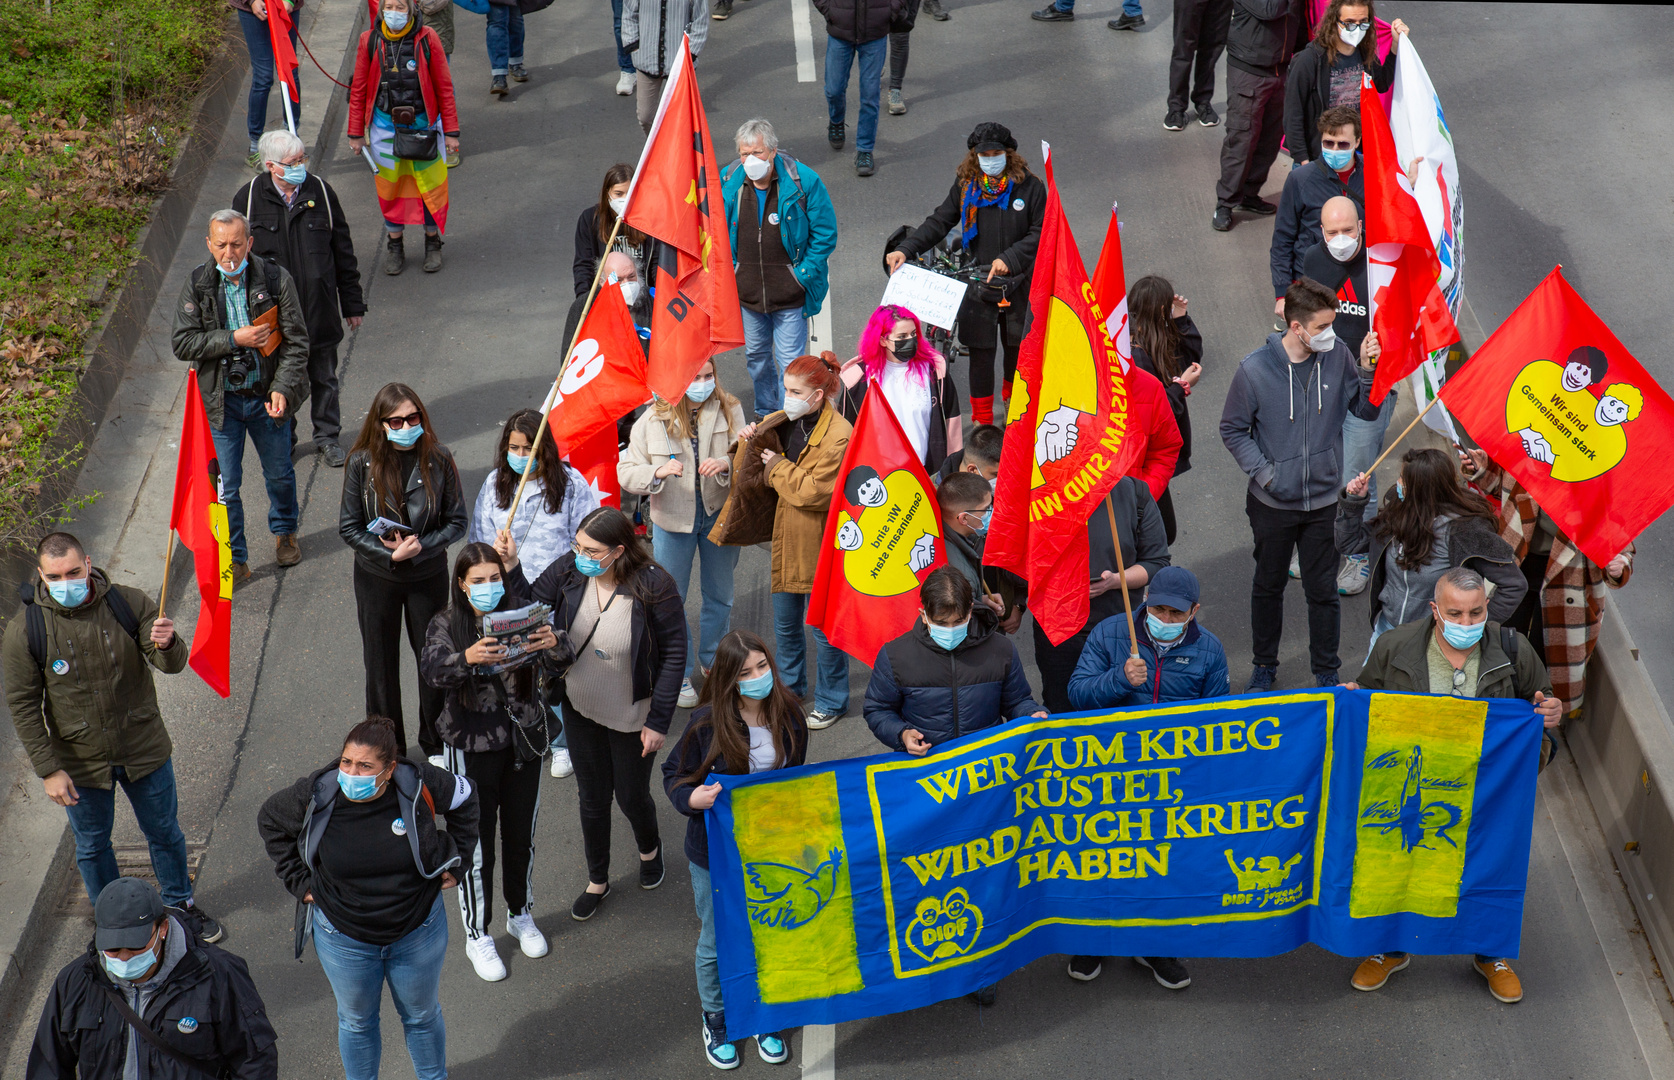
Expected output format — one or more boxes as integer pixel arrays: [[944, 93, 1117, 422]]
[[792, 0, 817, 82], [802, 1023, 836, 1079]]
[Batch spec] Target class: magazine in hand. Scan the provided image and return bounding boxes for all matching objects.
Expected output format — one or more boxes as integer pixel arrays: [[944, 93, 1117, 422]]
[[477, 601, 554, 674]]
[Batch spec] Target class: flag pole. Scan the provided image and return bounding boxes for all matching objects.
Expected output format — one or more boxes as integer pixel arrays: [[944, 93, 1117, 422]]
[[1103, 498, 1140, 660], [280, 83, 296, 135], [1355, 393, 1445, 483], [503, 215, 627, 536], [158, 530, 176, 620]]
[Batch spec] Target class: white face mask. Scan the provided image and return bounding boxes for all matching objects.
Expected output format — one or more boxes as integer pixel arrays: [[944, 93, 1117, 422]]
[[382, 9, 409, 31], [619, 280, 642, 307], [608, 195, 628, 217], [1338, 23, 1368, 47], [1325, 233, 1360, 262], [742, 154, 773, 182], [783, 394, 816, 421], [1303, 325, 1337, 353], [977, 154, 1007, 177]]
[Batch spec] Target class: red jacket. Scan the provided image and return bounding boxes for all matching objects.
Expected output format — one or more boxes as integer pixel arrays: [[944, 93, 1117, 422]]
[[1127, 363, 1182, 500], [347, 25, 460, 139]]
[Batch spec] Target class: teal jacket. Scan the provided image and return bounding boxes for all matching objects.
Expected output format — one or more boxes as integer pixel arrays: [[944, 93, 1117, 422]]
[[720, 154, 837, 319]]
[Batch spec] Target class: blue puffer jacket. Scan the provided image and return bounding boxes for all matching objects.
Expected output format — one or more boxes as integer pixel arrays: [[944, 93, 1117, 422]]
[[720, 153, 837, 319], [1067, 615, 1231, 710], [865, 609, 1041, 752]]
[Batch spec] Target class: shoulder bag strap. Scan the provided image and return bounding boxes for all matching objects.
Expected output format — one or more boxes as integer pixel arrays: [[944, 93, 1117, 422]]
[[572, 584, 622, 659], [98, 984, 227, 1080]]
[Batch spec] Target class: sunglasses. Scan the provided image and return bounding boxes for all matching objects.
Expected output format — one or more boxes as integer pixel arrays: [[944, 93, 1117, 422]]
[[1339, 19, 1371, 31], [384, 412, 422, 429]]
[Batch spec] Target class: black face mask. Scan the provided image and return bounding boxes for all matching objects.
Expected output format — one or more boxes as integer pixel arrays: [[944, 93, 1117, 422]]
[[891, 337, 917, 361]]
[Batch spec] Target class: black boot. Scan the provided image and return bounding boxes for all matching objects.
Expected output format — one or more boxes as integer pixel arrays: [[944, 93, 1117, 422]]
[[423, 233, 444, 273], [383, 234, 405, 275]]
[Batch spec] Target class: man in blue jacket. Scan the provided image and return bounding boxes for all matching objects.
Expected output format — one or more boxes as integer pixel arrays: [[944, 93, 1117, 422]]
[[721, 118, 838, 418]]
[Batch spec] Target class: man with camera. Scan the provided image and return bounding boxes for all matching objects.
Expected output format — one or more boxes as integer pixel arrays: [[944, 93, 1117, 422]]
[[171, 209, 311, 584]]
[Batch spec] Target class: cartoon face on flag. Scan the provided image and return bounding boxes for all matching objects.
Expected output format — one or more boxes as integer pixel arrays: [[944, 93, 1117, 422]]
[[1504, 347, 1643, 482], [831, 465, 941, 598]]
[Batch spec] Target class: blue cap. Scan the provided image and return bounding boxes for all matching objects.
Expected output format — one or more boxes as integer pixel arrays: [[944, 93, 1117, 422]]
[[1143, 566, 1199, 612]]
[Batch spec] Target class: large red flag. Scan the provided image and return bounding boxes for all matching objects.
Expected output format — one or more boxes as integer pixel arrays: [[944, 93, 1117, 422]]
[[1361, 70, 1458, 404], [169, 371, 232, 698], [807, 392, 946, 665], [621, 35, 744, 404], [1438, 268, 1674, 566], [987, 144, 1144, 645], [546, 282, 650, 452], [267, 0, 301, 130]]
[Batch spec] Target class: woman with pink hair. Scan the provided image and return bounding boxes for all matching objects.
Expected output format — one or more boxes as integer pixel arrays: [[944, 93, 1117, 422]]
[[836, 304, 963, 473]]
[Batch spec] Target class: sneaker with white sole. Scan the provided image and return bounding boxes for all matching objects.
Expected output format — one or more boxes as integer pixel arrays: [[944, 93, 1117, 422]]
[[615, 70, 635, 95], [1337, 553, 1371, 595], [506, 911, 549, 958], [805, 709, 845, 730], [466, 934, 507, 982], [550, 748, 574, 778], [678, 678, 700, 709], [1288, 551, 1301, 579], [755, 1033, 789, 1064], [703, 1011, 739, 1070]]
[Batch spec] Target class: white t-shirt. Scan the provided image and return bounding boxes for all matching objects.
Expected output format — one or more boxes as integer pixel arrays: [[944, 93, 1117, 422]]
[[747, 725, 778, 773], [878, 363, 933, 465]]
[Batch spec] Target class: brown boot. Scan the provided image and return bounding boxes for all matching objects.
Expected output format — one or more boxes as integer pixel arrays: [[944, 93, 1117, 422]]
[[275, 534, 301, 567], [229, 561, 252, 588], [423, 233, 444, 273], [383, 234, 405, 275]]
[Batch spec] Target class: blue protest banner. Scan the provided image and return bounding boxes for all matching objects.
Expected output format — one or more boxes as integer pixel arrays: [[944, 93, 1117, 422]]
[[705, 689, 1542, 1035]]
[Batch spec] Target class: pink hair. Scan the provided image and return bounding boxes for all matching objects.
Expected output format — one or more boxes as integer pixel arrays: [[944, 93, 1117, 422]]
[[859, 304, 940, 385]]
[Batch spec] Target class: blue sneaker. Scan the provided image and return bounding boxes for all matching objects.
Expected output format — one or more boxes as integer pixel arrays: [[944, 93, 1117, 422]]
[[702, 1012, 739, 1070], [756, 1033, 789, 1064], [1245, 664, 1277, 693]]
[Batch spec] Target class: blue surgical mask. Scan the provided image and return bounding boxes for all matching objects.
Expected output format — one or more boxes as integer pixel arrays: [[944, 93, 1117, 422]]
[[467, 581, 504, 612], [47, 577, 89, 607], [103, 940, 159, 982], [280, 162, 308, 186], [738, 671, 775, 700], [337, 769, 382, 801], [1439, 617, 1486, 649], [574, 552, 611, 577], [977, 153, 1007, 177], [1321, 146, 1354, 171], [506, 450, 531, 475], [687, 378, 716, 404], [1395, 480, 1406, 501], [386, 423, 423, 449], [383, 9, 409, 31], [926, 619, 969, 651], [216, 257, 248, 280], [1146, 612, 1187, 642]]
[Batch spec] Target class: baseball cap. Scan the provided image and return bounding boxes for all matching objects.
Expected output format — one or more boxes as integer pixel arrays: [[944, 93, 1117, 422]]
[[94, 878, 166, 952], [1143, 566, 1200, 613]]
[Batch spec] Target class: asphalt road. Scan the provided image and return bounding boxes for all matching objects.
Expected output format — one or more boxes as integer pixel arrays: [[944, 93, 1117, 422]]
[[4, 2, 1673, 1077]]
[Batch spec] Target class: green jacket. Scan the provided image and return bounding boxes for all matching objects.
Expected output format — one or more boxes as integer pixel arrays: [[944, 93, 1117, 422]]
[[170, 253, 310, 430], [1356, 616, 1553, 703], [2, 570, 188, 788]]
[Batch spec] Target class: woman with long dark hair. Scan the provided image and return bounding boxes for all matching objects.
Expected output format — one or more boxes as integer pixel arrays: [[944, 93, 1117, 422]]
[[469, 409, 600, 586], [421, 542, 563, 982], [1283, 0, 1410, 166], [513, 507, 686, 921], [339, 383, 467, 761], [1336, 447, 1525, 656], [837, 304, 963, 475], [572, 162, 651, 296], [1127, 275, 1203, 545], [663, 630, 807, 1069]]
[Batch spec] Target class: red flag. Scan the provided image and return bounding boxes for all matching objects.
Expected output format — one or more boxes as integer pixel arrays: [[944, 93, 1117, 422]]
[[1089, 200, 1132, 371], [1361, 70, 1458, 404], [621, 35, 744, 403], [988, 145, 1144, 646], [1438, 268, 1674, 566], [547, 282, 650, 452], [267, 0, 301, 127], [563, 428, 623, 510], [808, 392, 946, 664], [169, 371, 232, 698]]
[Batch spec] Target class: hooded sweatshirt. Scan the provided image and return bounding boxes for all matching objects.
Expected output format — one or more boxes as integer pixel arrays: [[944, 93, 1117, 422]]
[[1219, 331, 1380, 513]]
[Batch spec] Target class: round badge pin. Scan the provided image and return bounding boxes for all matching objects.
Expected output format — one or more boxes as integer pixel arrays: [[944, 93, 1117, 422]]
[[176, 1017, 198, 1034], [51, 659, 69, 675], [391, 817, 407, 836], [1012, 198, 1026, 211], [768, 212, 780, 225], [407, 59, 417, 70]]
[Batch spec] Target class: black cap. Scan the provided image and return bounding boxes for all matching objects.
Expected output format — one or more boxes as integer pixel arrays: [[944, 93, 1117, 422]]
[[968, 122, 1017, 154], [94, 878, 165, 951]]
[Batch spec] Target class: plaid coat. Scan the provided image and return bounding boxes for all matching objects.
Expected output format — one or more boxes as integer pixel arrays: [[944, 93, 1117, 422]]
[[1475, 466, 1633, 717]]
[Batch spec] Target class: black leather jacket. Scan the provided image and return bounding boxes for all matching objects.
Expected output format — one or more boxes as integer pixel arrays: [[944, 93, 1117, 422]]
[[338, 445, 468, 580]]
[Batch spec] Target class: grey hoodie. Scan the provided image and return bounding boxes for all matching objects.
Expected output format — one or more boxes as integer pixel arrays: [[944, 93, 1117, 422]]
[[1219, 332, 1380, 512]]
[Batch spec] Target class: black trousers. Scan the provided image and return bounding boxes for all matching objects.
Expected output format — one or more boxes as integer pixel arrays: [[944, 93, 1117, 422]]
[[1157, 485, 1177, 546], [1032, 618, 1092, 715], [353, 562, 450, 756], [1245, 492, 1340, 677], [1215, 66, 1286, 208], [443, 744, 542, 936], [563, 704, 661, 885], [1503, 548, 1548, 643], [307, 339, 342, 445], [960, 293, 1028, 405], [1168, 0, 1232, 113], [888, 0, 920, 88]]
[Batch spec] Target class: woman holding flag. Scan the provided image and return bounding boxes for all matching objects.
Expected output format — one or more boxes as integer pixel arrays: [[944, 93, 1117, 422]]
[[347, 0, 460, 276]]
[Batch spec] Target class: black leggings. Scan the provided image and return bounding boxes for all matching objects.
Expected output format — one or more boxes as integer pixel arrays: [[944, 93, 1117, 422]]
[[960, 294, 1028, 405], [1157, 487, 1177, 546], [563, 704, 661, 885], [888, 0, 919, 89], [353, 562, 450, 757], [443, 744, 542, 937]]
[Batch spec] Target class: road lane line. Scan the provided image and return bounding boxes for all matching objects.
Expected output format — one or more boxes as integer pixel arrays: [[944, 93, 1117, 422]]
[[792, 0, 816, 82], [802, 1023, 836, 1079]]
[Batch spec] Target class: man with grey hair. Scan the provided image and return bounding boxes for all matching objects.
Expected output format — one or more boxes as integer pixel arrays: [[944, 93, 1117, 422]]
[[719, 118, 837, 416], [170, 209, 310, 582], [1342, 564, 1560, 1005], [232, 130, 365, 467]]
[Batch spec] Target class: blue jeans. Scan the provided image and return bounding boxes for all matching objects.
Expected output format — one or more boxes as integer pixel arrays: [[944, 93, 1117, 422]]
[[824, 36, 888, 153], [237, 9, 300, 147], [610, 0, 634, 73], [690, 862, 723, 1013], [313, 895, 450, 1080], [652, 501, 740, 675], [741, 308, 809, 416], [1363, 612, 1396, 666], [486, 4, 525, 75], [1342, 388, 1397, 523], [63, 760, 192, 907], [772, 591, 849, 715], [1055, 0, 1141, 12], [212, 392, 299, 563]]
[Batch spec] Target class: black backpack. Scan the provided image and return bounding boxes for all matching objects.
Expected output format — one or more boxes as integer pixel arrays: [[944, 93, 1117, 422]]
[[16, 579, 142, 669]]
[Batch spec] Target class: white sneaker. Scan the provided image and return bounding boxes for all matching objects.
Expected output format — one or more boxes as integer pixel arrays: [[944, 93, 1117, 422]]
[[550, 749, 574, 778], [1337, 554, 1371, 596], [506, 911, 549, 958], [1288, 551, 1301, 579], [465, 934, 507, 982], [428, 753, 447, 769], [615, 70, 635, 96], [678, 678, 700, 709]]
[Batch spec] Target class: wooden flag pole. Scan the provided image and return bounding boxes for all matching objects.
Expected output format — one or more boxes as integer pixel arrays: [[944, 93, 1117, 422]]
[[157, 530, 176, 620], [1103, 497, 1140, 660], [502, 215, 627, 536], [1355, 393, 1445, 484]]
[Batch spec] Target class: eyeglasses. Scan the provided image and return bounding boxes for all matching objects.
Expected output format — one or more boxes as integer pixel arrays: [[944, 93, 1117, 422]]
[[384, 412, 422, 429], [1450, 666, 1468, 693], [1339, 19, 1371, 31]]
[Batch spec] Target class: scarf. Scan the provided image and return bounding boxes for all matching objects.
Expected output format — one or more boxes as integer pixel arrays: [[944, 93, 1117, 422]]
[[959, 174, 1012, 251]]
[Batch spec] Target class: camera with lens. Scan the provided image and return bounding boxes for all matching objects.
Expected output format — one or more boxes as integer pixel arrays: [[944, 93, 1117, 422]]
[[223, 349, 264, 393]]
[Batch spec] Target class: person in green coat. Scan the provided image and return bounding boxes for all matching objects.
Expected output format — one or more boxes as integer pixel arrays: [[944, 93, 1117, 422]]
[[1, 532, 223, 943]]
